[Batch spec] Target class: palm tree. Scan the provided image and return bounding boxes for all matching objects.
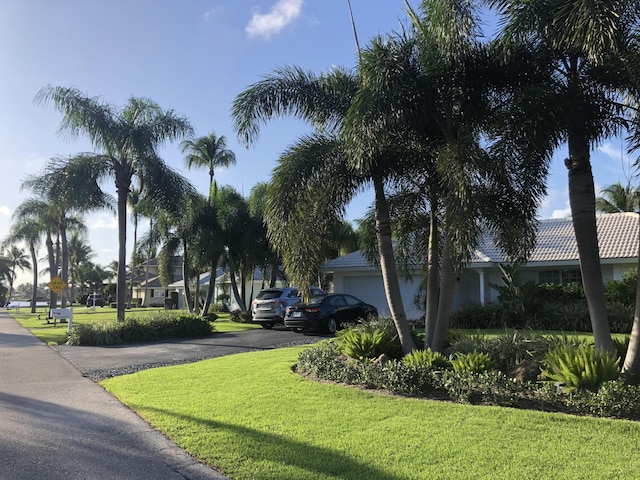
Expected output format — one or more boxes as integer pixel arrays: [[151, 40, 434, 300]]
[[12, 199, 61, 311], [488, 0, 640, 353], [22, 154, 109, 307], [5, 217, 44, 313], [233, 65, 421, 352], [181, 132, 236, 201], [35, 86, 194, 320], [2, 245, 31, 303], [5, 217, 42, 312], [596, 181, 640, 213], [67, 232, 95, 303]]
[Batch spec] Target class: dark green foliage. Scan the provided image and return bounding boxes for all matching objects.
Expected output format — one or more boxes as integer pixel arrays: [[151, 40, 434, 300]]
[[66, 313, 213, 345], [295, 334, 640, 420], [402, 348, 452, 370], [348, 316, 403, 358], [541, 343, 620, 390], [451, 351, 495, 374], [604, 268, 637, 305], [449, 303, 505, 329]]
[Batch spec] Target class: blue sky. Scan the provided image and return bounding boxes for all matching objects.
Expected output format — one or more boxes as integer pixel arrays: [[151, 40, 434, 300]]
[[0, 0, 634, 287]]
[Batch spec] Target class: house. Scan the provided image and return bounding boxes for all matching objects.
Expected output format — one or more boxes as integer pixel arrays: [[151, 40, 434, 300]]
[[168, 267, 287, 311], [321, 213, 639, 321], [131, 257, 183, 307]]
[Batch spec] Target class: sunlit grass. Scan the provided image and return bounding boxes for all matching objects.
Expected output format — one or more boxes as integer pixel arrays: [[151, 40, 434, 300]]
[[8, 306, 259, 345], [103, 346, 640, 480]]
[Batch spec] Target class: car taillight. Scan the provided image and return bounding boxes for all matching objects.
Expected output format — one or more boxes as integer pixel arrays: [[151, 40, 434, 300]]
[[305, 307, 321, 313]]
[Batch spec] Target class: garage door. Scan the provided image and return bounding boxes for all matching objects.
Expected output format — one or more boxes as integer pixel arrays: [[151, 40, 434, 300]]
[[342, 276, 423, 320]]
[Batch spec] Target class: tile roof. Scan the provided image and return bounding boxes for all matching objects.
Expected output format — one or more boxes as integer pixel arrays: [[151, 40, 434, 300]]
[[323, 213, 639, 270]]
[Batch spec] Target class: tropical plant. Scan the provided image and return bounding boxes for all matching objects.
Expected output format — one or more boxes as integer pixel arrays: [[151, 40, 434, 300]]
[[35, 86, 194, 320], [402, 348, 452, 370], [542, 343, 620, 390], [1, 245, 31, 303], [451, 351, 496, 374]]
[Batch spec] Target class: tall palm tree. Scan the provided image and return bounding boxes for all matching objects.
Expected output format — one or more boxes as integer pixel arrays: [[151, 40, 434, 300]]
[[12, 199, 60, 311], [596, 181, 640, 213], [2, 245, 31, 303], [35, 86, 194, 320], [67, 232, 95, 303], [233, 66, 419, 353], [22, 154, 109, 307], [181, 132, 236, 201], [488, 0, 640, 353], [5, 218, 42, 312]]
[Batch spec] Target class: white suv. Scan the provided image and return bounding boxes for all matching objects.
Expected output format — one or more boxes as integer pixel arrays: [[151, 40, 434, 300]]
[[251, 286, 324, 329]]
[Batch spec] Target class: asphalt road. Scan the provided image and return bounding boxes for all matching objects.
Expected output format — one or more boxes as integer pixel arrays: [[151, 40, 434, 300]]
[[54, 326, 326, 380]]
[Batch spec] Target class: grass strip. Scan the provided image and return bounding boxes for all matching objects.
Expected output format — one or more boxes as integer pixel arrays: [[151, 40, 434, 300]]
[[102, 346, 640, 480]]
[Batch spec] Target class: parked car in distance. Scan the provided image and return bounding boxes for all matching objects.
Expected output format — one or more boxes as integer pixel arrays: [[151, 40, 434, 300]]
[[251, 286, 325, 329], [86, 293, 105, 307], [285, 293, 378, 334]]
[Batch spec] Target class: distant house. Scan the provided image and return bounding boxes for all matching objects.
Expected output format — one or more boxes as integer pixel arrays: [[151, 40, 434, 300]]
[[131, 257, 183, 307], [321, 213, 639, 321], [168, 267, 287, 311]]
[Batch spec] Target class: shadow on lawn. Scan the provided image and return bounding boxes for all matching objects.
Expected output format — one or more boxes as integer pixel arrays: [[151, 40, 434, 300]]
[[144, 406, 403, 480]]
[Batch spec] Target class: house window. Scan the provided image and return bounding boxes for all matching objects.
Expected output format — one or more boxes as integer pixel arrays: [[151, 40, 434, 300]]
[[538, 271, 560, 284], [150, 289, 154, 298], [538, 269, 581, 285]]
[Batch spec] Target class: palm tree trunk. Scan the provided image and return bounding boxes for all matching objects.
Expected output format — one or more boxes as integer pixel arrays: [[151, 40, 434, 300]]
[[424, 208, 439, 348], [269, 263, 278, 288], [46, 231, 57, 315], [229, 260, 246, 311], [60, 217, 69, 308], [202, 266, 216, 317], [566, 134, 614, 353], [621, 213, 640, 384], [182, 239, 193, 313], [372, 175, 415, 354], [116, 178, 128, 322], [432, 235, 456, 352], [128, 214, 138, 309], [29, 244, 38, 314]]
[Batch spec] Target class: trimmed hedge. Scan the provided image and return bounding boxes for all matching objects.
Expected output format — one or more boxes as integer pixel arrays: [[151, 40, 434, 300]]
[[66, 312, 213, 346]]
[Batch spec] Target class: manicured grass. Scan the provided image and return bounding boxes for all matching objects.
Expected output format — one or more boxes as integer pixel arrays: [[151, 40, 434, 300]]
[[8, 306, 259, 345], [102, 346, 640, 480]]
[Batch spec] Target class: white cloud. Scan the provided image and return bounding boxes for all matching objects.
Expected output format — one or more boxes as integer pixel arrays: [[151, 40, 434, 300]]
[[0, 206, 10, 217], [246, 0, 304, 39], [88, 214, 117, 230], [551, 208, 571, 219]]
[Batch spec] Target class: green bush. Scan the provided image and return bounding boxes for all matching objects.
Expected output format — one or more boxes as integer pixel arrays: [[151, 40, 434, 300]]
[[451, 351, 495, 374], [66, 313, 213, 345], [230, 310, 252, 323], [449, 303, 505, 329], [402, 348, 452, 370], [541, 343, 620, 390], [604, 268, 637, 305]]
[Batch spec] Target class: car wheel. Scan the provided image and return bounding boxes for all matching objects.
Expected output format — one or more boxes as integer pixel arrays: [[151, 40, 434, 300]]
[[325, 317, 338, 334], [261, 322, 274, 329], [293, 327, 304, 333]]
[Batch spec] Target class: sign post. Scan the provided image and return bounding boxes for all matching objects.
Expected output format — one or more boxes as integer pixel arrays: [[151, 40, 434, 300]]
[[47, 276, 72, 332]]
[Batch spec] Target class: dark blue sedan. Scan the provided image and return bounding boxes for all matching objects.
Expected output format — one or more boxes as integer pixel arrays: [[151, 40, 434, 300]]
[[284, 293, 378, 333]]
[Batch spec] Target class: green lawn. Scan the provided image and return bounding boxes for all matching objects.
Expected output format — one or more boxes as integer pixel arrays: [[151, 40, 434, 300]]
[[8, 305, 259, 345], [102, 346, 640, 480]]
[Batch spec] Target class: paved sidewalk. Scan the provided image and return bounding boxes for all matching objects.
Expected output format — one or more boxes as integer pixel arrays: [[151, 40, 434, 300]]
[[0, 312, 228, 480]]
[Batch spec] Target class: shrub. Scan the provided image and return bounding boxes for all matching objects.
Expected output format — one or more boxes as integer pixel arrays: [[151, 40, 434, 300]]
[[541, 343, 620, 390], [451, 351, 495, 374], [230, 310, 252, 323], [604, 268, 637, 305], [402, 348, 452, 370], [449, 303, 505, 329], [336, 329, 397, 361]]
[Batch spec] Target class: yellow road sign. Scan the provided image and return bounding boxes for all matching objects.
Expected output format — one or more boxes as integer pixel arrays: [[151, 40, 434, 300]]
[[47, 276, 68, 294]]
